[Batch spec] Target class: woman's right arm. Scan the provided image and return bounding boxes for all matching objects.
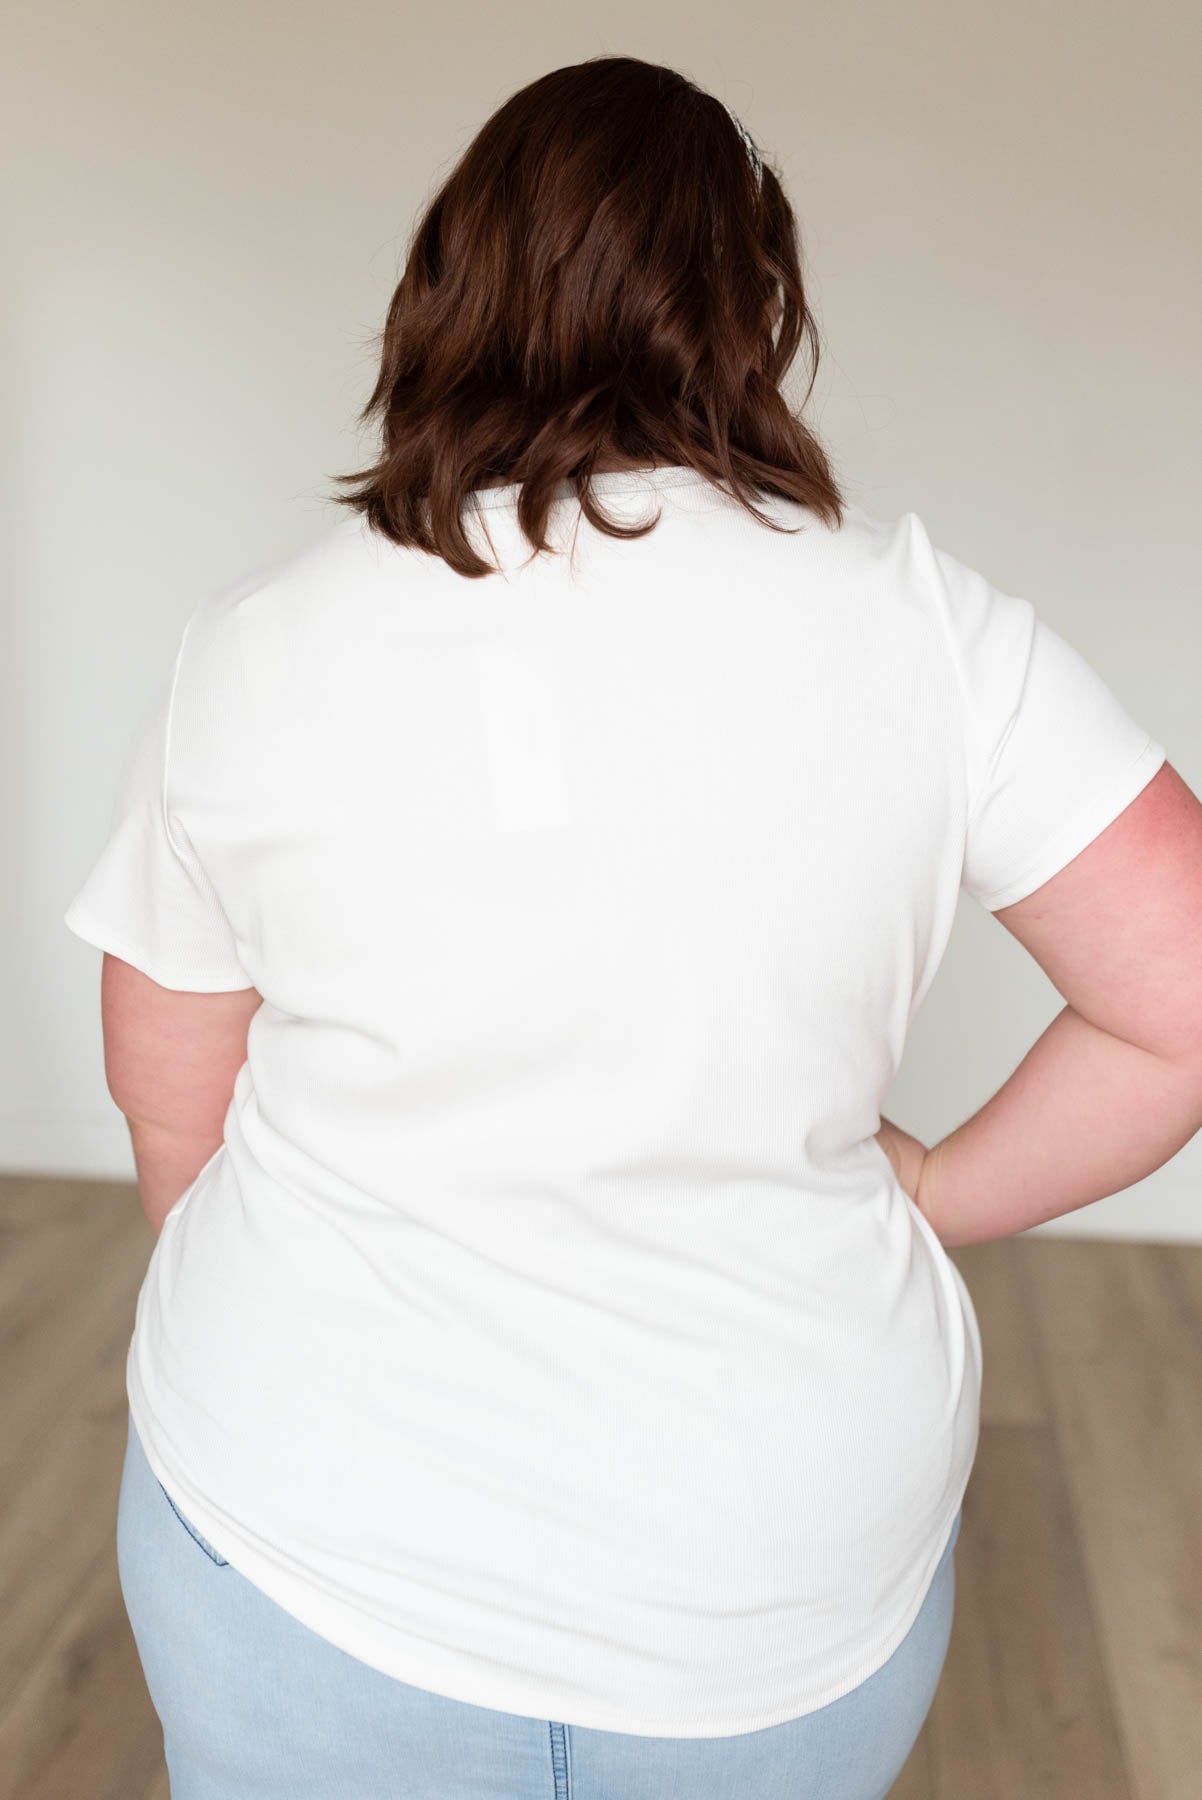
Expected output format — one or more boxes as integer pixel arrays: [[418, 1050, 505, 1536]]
[[917, 761, 1202, 1249]]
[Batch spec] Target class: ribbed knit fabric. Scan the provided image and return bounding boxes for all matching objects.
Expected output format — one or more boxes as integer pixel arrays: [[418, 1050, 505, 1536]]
[[64, 470, 1165, 1736]]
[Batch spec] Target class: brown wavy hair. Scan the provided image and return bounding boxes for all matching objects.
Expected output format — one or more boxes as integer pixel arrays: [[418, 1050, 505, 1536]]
[[330, 55, 845, 578]]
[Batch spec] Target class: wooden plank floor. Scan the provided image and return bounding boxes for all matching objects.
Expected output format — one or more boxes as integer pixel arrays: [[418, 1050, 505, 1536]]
[[1, 1175, 1198, 1798]]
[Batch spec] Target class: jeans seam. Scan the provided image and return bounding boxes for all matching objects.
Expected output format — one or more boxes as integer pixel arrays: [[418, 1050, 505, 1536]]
[[158, 1479, 230, 1567], [548, 1719, 570, 1800]]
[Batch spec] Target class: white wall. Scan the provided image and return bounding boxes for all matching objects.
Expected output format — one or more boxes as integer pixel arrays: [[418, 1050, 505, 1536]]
[[10, 0, 1200, 1238]]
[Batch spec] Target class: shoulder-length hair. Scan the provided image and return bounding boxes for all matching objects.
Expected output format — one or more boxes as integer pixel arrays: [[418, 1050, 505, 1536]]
[[330, 55, 845, 578]]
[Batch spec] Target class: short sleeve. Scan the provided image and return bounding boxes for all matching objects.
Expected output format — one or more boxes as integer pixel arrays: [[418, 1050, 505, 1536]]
[[64, 642, 254, 992], [912, 515, 1169, 913]]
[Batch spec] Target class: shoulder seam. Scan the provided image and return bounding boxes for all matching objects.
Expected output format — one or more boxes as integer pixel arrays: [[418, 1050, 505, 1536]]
[[901, 511, 989, 821], [161, 611, 199, 864]]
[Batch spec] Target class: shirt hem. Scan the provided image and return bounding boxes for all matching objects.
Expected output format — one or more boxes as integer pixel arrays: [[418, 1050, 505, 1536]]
[[126, 1349, 967, 1741], [971, 734, 1167, 912], [63, 902, 254, 993]]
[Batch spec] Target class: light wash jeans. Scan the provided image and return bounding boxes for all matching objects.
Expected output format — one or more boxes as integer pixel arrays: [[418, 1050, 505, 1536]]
[[117, 1407, 960, 1799]]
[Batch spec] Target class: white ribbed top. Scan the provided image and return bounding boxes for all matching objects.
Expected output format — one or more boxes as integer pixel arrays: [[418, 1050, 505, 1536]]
[[65, 470, 1164, 1734]]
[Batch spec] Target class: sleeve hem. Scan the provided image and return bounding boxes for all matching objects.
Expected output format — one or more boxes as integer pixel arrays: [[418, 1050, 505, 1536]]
[[63, 904, 256, 994], [970, 734, 1168, 912]]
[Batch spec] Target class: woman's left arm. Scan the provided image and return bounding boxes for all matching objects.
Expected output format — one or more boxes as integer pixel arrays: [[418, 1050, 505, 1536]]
[[100, 952, 263, 1235]]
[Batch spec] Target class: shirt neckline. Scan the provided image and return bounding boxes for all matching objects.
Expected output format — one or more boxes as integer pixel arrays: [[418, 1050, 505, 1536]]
[[467, 465, 719, 511]]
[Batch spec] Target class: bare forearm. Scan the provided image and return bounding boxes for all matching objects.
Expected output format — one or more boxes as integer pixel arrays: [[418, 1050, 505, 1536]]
[[918, 1004, 1202, 1248], [125, 1117, 223, 1236]]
